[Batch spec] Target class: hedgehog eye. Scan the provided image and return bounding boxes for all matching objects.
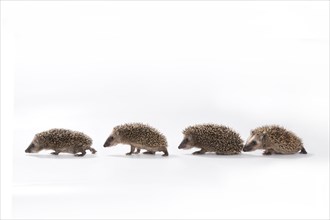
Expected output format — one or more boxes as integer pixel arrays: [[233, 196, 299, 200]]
[[251, 140, 257, 145]]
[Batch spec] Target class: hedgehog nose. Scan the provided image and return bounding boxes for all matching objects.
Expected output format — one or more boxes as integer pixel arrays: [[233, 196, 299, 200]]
[[178, 141, 186, 149], [178, 138, 189, 149], [243, 145, 251, 152], [178, 144, 185, 149]]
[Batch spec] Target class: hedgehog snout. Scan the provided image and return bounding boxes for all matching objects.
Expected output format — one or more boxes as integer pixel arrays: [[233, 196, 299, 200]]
[[243, 144, 252, 152], [178, 138, 188, 149], [103, 136, 114, 147], [25, 143, 35, 153]]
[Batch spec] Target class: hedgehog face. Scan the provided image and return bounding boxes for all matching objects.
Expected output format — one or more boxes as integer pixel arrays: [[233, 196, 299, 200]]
[[103, 135, 115, 147], [25, 141, 42, 153], [243, 133, 265, 152], [178, 135, 194, 149], [104, 131, 121, 147]]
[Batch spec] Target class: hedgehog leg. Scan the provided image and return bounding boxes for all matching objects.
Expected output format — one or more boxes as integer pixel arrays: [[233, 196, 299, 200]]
[[75, 150, 86, 157], [88, 147, 97, 154], [126, 146, 135, 155], [162, 149, 169, 156], [193, 149, 206, 155], [263, 149, 274, 155], [134, 148, 140, 154], [51, 151, 60, 155], [300, 147, 307, 154], [143, 151, 155, 155]]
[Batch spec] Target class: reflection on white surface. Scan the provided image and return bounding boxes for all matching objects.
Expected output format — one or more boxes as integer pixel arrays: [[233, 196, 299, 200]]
[[13, 151, 328, 219]]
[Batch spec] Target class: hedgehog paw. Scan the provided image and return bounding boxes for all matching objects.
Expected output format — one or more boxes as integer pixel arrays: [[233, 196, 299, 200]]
[[162, 149, 169, 156], [300, 147, 307, 154], [133, 149, 141, 154], [89, 148, 97, 154], [263, 150, 273, 155], [126, 152, 133, 155], [51, 152, 59, 155]]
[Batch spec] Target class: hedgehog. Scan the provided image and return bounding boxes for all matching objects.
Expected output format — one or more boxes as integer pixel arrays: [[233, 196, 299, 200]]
[[243, 125, 306, 155], [178, 124, 244, 155], [25, 128, 96, 157], [103, 123, 168, 156]]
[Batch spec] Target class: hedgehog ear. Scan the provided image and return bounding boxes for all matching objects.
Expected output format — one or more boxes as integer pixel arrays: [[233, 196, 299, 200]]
[[261, 132, 267, 140]]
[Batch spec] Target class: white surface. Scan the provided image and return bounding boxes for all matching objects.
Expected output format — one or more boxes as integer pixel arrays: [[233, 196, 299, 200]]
[[13, 151, 328, 219], [1, 1, 329, 219]]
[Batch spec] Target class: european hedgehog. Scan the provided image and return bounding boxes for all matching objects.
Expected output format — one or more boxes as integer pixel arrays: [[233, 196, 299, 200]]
[[25, 128, 96, 157], [103, 123, 169, 156], [243, 125, 306, 155], [178, 124, 244, 155]]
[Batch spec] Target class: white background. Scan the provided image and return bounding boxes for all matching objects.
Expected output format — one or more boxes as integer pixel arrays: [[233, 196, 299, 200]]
[[1, 1, 329, 219]]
